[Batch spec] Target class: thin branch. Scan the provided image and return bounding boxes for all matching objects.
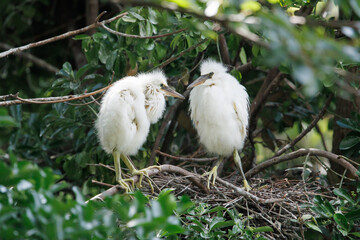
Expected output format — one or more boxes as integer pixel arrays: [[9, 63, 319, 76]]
[[101, 23, 185, 39], [0, 43, 59, 73], [0, 11, 128, 58], [116, 0, 269, 48], [245, 148, 360, 179], [0, 84, 112, 106], [156, 150, 218, 162], [152, 38, 209, 70], [272, 94, 333, 158], [214, 178, 283, 204], [218, 34, 230, 65]]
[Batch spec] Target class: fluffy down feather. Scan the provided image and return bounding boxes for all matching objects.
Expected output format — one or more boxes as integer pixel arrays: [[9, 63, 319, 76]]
[[189, 59, 249, 156], [96, 76, 150, 155]]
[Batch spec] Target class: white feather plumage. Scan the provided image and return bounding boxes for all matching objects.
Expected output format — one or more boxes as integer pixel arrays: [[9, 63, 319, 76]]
[[96, 70, 168, 155], [189, 59, 249, 156]]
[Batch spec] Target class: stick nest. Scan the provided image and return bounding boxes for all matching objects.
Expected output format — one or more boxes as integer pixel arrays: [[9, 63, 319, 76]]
[[141, 169, 333, 240]]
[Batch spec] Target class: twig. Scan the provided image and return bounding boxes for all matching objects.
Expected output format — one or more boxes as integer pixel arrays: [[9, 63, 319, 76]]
[[218, 33, 230, 65], [151, 38, 209, 70], [0, 11, 128, 58], [216, 178, 283, 204], [0, 84, 112, 106], [156, 150, 218, 162], [92, 179, 115, 188], [245, 148, 359, 179], [272, 94, 333, 158], [101, 23, 185, 39], [248, 68, 282, 162], [116, 0, 269, 48], [0, 42, 59, 73]]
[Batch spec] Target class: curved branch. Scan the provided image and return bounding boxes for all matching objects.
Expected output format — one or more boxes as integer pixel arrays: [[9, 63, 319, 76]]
[[0, 12, 128, 58], [273, 94, 333, 158], [0, 43, 59, 73], [246, 148, 359, 179], [0, 84, 112, 106], [86, 164, 283, 204], [101, 23, 185, 39]]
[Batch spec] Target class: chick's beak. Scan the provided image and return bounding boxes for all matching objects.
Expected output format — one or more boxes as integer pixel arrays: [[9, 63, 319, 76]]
[[187, 72, 214, 90], [161, 85, 185, 100]]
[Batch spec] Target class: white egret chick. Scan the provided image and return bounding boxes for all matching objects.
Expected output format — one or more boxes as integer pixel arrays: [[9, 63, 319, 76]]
[[96, 70, 184, 192], [188, 59, 251, 191]]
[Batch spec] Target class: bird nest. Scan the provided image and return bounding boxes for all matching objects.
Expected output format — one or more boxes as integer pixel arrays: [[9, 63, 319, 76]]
[[140, 170, 333, 240]]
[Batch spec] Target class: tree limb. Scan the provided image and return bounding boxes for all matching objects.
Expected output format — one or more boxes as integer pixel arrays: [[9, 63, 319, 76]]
[[0, 43, 59, 73], [0, 84, 112, 106], [272, 94, 333, 158], [0, 11, 128, 58], [101, 23, 185, 39], [245, 148, 360, 179]]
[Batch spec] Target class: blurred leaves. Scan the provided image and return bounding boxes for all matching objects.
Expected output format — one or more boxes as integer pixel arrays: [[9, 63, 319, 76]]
[[303, 188, 360, 239], [0, 159, 193, 240]]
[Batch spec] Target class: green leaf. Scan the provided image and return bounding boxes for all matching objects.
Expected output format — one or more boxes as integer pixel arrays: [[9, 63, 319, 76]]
[[75, 64, 91, 80], [105, 51, 117, 71], [240, 47, 247, 64], [146, 21, 152, 36], [339, 135, 360, 150], [333, 213, 349, 235], [73, 34, 90, 40], [305, 222, 323, 233], [62, 62, 72, 75], [252, 45, 260, 57], [336, 119, 360, 133], [139, 22, 146, 36], [92, 32, 107, 43], [130, 11, 145, 21], [350, 232, 360, 237], [170, 34, 182, 49], [252, 226, 273, 233], [333, 188, 356, 205], [345, 209, 360, 221], [0, 116, 19, 127]]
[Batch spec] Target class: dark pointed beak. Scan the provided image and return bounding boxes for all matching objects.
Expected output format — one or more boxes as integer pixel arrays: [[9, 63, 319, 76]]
[[187, 72, 214, 89], [161, 85, 185, 99]]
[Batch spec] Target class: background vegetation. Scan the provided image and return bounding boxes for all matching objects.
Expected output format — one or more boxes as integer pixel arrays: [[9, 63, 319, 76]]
[[1, 0, 359, 239]]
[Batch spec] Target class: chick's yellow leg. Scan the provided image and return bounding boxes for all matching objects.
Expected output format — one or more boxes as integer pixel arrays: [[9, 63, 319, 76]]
[[233, 149, 251, 191], [202, 158, 222, 189], [112, 151, 133, 193], [120, 154, 160, 191]]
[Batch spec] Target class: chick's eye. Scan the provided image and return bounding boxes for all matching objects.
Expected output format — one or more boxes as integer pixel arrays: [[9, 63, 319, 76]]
[[160, 83, 164, 87]]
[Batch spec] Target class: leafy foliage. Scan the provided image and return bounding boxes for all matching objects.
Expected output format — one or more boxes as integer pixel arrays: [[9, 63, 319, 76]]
[[302, 186, 360, 239], [182, 203, 273, 239], [0, 157, 193, 239], [1, 0, 360, 239]]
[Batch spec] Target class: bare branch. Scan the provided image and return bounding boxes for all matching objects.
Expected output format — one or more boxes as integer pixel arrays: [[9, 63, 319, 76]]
[[151, 39, 209, 70], [0, 12, 128, 58], [0, 84, 112, 106], [0, 43, 59, 73], [101, 23, 185, 39], [273, 94, 333, 158], [246, 148, 360, 179]]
